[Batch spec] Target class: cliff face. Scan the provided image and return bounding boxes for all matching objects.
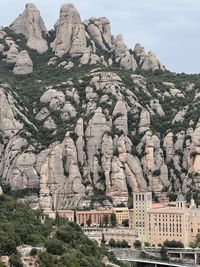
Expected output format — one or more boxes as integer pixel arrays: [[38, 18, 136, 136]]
[[0, 3, 199, 211]]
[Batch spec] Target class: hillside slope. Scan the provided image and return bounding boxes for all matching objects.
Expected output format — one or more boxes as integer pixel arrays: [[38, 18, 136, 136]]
[[0, 194, 123, 267]]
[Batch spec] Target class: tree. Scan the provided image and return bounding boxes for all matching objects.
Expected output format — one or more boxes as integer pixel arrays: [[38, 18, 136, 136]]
[[45, 238, 64, 255], [86, 216, 92, 227], [160, 246, 169, 261], [0, 238, 16, 255], [163, 239, 184, 248], [134, 240, 141, 249], [102, 215, 109, 226], [9, 254, 23, 267], [101, 233, 106, 246], [30, 248, 37, 256], [116, 241, 122, 248], [144, 242, 150, 247], [122, 219, 129, 227], [110, 213, 117, 227], [109, 238, 116, 247], [189, 242, 196, 248], [121, 240, 129, 248]]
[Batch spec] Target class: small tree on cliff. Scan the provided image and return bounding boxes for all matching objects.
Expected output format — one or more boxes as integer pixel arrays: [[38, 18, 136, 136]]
[[134, 240, 141, 249], [102, 214, 109, 226], [110, 213, 117, 227], [86, 216, 92, 227]]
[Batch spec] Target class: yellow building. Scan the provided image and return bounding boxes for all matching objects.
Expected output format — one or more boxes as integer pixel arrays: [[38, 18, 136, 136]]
[[113, 207, 129, 225], [132, 191, 152, 243]]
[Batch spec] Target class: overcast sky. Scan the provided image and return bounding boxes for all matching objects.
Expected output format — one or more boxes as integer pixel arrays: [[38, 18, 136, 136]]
[[1, 0, 200, 74]]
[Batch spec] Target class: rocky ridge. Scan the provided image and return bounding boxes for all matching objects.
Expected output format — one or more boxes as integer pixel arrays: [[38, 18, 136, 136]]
[[0, 3, 200, 211]]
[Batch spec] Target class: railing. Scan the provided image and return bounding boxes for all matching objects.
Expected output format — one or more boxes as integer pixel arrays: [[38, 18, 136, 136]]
[[116, 255, 194, 267], [111, 248, 196, 267], [144, 246, 200, 253]]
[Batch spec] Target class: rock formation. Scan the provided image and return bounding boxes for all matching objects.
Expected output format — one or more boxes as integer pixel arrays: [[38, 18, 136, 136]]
[[141, 51, 165, 72], [85, 17, 112, 50], [190, 126, 200, 173], [1, 3, 199, 211], [52, 4, 86, 57], [113, 35, 137, 70], [13, 50, 33, 75], [9, 3, 48, 53]]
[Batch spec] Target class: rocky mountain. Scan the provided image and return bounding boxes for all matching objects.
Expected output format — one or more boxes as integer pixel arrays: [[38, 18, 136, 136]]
[[0, 3, 200, 212]]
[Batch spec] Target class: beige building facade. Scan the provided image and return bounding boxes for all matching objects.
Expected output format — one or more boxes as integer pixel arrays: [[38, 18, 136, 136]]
[[148, 206, 190, 246], [76, 210, 112, 226], [132, 191, 152, 243], [84, 227, 136, 247], [131, 191, 200, 247], [113, 207, 129, 225]]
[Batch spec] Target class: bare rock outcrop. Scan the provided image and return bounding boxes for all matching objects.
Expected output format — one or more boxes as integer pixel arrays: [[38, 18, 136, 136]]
[[134, 43, 146, 64], [6, 45, 19, 63], [9, 3, 48, 53], [0, 89, 23, 138], [85, 107, 109, 170], [110, 157, 128, 205], [85, 17, 112, 50], [163, 132, 174, 163], [190, 126, 200, 173], [139, 109, 150, 133], [53, 4, 86, 57], [13, 50, 33, 75], [113, 35, 137, 71], [113, 100, 128, 135], [141, 51, 165, 72]]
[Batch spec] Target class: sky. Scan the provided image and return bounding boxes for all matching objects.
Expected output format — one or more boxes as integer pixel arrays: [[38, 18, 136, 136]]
[[1, 0, 200, 74]]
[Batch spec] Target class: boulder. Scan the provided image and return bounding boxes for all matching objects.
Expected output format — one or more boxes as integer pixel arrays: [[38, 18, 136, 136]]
[[13, 50, 33, 75], [6, 45, 19, 63]]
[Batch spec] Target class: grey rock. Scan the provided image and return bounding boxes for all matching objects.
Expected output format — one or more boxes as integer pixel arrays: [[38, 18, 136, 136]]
[[13, 50, 33, 75], [139, 109, 150, 133], [53, 4, 86, 57], [113, 35, 137, 71], [141, 51, 165, 72], [9, 3, 48, 53]]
